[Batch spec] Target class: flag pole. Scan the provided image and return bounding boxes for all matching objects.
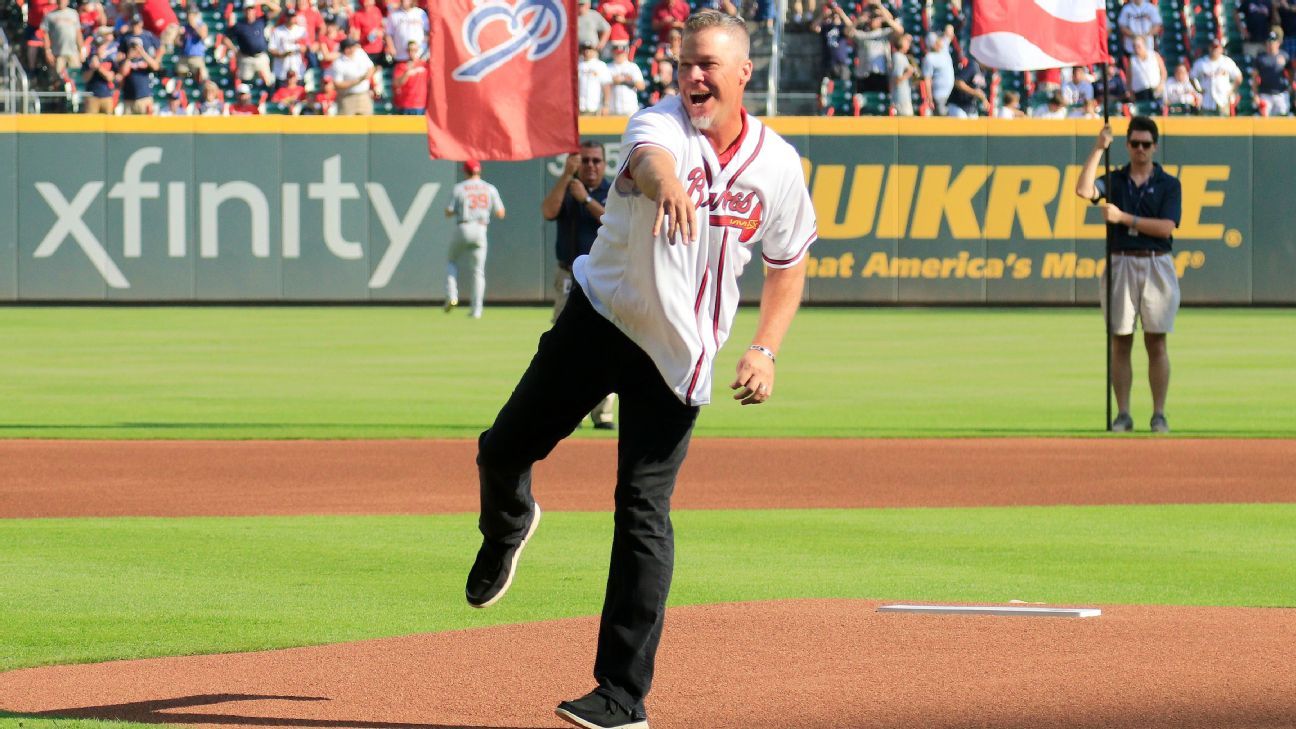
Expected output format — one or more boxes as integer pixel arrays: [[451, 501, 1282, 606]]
[[1100, 58, 1113, 431]]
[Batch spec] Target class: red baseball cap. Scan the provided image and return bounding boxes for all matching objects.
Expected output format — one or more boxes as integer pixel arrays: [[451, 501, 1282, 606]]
[[463, 159, 482, 175]]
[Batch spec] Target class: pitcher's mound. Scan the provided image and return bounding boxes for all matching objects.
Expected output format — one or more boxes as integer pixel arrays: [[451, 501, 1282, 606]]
[[2, 599, 1293, 729]]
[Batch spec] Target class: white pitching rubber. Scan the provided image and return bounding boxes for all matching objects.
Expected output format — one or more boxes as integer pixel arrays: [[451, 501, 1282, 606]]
[[878, 604, 1102, 618]]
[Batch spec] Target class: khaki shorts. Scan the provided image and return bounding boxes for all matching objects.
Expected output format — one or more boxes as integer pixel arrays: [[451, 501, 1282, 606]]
[[83, 96, 115, 114], [125, 97, 153, 115], [1101, 253, 1181, 335], [338, 93, 373, 116], [177, 55, 208, 79], [238, 52, 270, 81]]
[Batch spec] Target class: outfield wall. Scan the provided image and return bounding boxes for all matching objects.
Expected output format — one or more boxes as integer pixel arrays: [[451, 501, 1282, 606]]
[[1, 116, 1292, 304]]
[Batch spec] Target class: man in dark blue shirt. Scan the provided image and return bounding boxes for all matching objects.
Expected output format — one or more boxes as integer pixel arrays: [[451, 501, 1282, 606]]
[[116, 36, 159, 114], [1076, 116, 1183, 434], [1254, 30, 1291, 115], [946, 57, 989, 117], [541, 140, 616, 429], [1239, 0, 1273, 57], [222, 0, 276, 86]]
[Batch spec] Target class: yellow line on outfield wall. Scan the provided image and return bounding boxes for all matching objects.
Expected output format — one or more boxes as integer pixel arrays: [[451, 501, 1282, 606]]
[[7, 114, 1296, 136]]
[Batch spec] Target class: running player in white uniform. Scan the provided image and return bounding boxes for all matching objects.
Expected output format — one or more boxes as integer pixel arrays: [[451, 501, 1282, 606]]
[[444, 160, 505, 318], [465, 11, 815, 729]]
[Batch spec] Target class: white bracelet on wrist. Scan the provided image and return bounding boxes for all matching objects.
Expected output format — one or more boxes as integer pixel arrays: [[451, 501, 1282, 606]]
[[749, 345, 776, 363]]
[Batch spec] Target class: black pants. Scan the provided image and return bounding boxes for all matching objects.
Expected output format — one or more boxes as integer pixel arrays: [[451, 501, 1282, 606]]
[[476, 285, 699, 712]]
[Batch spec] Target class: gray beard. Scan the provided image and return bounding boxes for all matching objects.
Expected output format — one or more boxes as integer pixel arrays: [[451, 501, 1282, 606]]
[[689, 112, 715, 131]]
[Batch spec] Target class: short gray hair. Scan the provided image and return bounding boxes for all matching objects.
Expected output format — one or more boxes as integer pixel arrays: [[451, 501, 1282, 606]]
[[683, 10, 750, 58]]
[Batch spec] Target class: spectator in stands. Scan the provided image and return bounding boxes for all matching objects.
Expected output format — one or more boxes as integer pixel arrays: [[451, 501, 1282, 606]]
[[1070, 97, 1102, 118], [41, 0, 84, 78], [1031, 90, 1068, 118], [921, 31, 955, 115], [177, 2, 209, 83], [1165, 62, 1202, 112], [578, 0, 612, 51], [1192, 38, 1242, 115], [1062, 65, 1095, 106], [81, 33, 117, 113], [1253, 29, 1291, 115], [649, 43, 677, 100], [750, 0, 778, 32], [271, 67, 308, 112], [136, 0, 180, 52], [308, 75, 338, 114], [606, 40, 645, 116], [157, 86, 193, 115], [349, 0, 386, 67], [317, 14, 345, 69], [946, 0, 967, 47], [651, 0, 689, 44], [997, 90, 1025, 118], [1093, 61, 1129, 109], [789, 0, 818, 26], [23, 0, 59, 72], [1239, 0, 1273, 58], [329, 37, 376, 114], [269, 8, 309, 84], [79, 0, 108, 37], [115, 36, 157, 114], [890, 33, 915, 116], [391, 39, 427, 114], [120, 12, 163, 59], [695, 0, 741, 16], [1117, 0, 1161, 56], [577, 41, 612, 115], [1129, 36, 1167, 114], [323, 0, 350, 30], [852, 2, 904, 94], [811, 1, 853, 84], [291, 0, 323, 44], [229, 82, 262, 113], [946, 57, 990, 118], [384, 0, 427, 63], [1276, 0, 1296, 58], [197, 80, 227, 114], [598, 0, 639, 52], [1034, 68, 1062, 97], [223, 0, 278, 87], [664, 27, 683, 62]]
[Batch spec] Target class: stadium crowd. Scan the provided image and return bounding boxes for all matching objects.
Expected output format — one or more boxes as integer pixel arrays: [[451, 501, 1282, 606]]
[[1, 0, 1292, 116]]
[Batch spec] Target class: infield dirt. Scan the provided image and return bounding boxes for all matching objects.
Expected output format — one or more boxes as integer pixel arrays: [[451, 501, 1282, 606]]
[[2, 437, 1294, 728]]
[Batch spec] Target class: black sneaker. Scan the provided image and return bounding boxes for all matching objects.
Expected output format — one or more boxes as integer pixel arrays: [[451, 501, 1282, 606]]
[[465, 503, 541, 609], [1150, 413, 1170, 433], [1110, 412, 1134, 432], [555, 690, 648, 729]]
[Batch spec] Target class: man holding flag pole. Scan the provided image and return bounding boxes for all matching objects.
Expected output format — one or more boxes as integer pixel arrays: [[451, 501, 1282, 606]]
[[972, 0, 1178, 431]]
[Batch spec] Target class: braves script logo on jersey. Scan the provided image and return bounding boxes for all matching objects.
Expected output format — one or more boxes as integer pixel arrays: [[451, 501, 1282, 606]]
[[452, 0, 567, 82], [686, 167, 763, 243]]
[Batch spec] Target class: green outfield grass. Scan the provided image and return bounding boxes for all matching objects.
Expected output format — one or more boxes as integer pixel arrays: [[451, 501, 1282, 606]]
[[3, 504, 1294, 673], [1, 306, 1294, 438]]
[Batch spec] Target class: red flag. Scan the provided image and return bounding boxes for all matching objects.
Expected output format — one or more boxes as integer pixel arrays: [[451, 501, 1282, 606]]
[[970, 0, 1110, 71], [426, 0, 579, 161]]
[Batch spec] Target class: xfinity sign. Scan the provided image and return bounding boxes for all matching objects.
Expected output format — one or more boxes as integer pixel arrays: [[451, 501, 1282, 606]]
[[32, 148, 440, 289]]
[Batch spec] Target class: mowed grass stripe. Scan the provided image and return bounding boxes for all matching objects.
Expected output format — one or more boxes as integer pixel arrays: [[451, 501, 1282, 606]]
[[2, 504, 1293, 671], [0, 307, 1293, 438]]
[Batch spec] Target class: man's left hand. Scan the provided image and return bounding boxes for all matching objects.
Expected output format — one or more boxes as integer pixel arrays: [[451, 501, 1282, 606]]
[[1104, 203, 1126, 224], [730, 349, 775, 405]]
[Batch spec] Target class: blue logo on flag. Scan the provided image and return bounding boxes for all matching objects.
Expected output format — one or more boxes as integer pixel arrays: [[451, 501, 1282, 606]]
[[452, 0, 568, 82]]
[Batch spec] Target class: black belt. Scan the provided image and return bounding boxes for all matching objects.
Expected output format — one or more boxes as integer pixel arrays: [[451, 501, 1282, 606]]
[[1113, 250, 1169, 258]]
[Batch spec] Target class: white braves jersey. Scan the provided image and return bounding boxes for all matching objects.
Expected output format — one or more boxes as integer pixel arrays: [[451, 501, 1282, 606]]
[[573, 97, 817, 406], [447, 179, 504, 225]]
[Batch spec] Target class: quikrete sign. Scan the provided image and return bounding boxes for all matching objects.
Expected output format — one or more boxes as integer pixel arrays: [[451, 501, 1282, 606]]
[[804, 163, 1234, 242], [1, 117, 1286, 303]]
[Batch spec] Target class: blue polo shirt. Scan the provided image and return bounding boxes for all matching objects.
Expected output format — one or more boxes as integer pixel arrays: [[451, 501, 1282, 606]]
[[1094, 163, 1182, 253], [554, 177, 610, 267], [228, 18, 268, 56]]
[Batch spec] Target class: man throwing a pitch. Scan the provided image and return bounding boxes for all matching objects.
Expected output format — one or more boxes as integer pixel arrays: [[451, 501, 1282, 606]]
[[1076, 117, 1182, 433], [465, 10, 816, 729]]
